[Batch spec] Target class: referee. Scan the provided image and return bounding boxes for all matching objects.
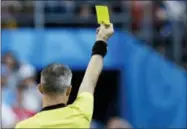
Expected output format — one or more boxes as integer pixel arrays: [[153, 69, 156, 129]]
[[15, 23, 114, 128]]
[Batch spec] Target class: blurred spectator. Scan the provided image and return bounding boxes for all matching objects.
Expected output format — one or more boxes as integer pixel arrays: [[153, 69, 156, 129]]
[[1, 17, 17, 29], [151, 2, 173, 59], [60, 1, 75, 13], [12, 64, 41, 122], [131, 1, 144, 32], [21, 0, 34, 11], [16, 64, 42, 112], [1, 64, 9, 86], [1, 64, 16, 106], [164, 1, 186, 22], [2, 52, 20, 89], [12, 96, 36, 122], [1, 0, 21, 28], [2, 51, 42, 123], [2, 0, 35, 28], [79, 4, 92, 19], [2, 103, 17, 128], [1, 0, 22, 12], [106, 117, 132, 128]]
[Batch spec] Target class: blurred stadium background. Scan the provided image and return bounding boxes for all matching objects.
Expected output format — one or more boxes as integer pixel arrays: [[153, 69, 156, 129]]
[[1, 0, 187, 128]]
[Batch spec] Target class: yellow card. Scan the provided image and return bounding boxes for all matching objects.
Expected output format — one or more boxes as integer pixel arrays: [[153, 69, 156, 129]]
[[95, 5, 110, 25]]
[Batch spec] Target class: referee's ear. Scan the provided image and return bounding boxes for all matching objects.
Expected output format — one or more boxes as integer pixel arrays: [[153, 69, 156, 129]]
[[38, 84, 43, 94], [66, 86, 72, 96]]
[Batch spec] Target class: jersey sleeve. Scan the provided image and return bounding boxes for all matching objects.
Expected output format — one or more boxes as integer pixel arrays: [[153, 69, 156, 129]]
[[69, 92, 94, 121], [15, 119, 31, 128], [15, 122, 23, 128]]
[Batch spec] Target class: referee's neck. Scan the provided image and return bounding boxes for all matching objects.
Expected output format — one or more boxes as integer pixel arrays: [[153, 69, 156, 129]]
[[42, 95, 67, 108]]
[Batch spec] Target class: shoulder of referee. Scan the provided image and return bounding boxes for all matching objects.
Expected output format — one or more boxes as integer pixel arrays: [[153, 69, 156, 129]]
[[69, 92, 94, 119], [15, 118, 32, 128], [15, 121, 24, 128]]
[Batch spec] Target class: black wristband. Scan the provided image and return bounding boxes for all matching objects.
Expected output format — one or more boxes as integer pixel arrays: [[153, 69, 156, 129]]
[[92, 41, 107, 57]]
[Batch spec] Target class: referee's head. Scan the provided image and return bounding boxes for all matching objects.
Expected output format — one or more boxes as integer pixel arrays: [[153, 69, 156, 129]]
[[38, 63, 72, 105]]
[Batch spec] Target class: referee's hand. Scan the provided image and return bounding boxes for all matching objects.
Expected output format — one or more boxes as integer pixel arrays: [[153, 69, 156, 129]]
[[96, 23, 114, 43]]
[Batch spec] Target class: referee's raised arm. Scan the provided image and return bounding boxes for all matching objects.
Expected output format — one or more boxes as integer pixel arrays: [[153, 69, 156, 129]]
[[68, 23, 114, 127], [79, 23, 114, 94]]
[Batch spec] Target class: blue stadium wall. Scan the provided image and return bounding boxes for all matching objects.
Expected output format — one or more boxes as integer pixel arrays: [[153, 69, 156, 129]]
[[2, 29, 186, 128]]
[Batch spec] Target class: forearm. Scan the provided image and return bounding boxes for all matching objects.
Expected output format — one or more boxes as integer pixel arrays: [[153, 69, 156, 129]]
[[79, 55, 103, 94], [78, 23, 114, 94]]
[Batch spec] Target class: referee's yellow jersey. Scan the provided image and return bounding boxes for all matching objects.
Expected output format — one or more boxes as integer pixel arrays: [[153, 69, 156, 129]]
[[15, 92, 94, 128]]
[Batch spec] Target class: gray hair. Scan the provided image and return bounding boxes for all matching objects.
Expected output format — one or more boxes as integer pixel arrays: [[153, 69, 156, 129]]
[[41, 63, 72, 95]]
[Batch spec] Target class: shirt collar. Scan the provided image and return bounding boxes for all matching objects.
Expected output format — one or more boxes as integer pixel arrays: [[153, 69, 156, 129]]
[[40, 103, 66, 112]]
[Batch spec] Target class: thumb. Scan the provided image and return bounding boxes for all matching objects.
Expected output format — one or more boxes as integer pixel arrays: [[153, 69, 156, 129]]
[[96, 27, 100, 34]]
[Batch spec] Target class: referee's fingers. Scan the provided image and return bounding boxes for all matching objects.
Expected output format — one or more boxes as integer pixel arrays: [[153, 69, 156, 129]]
[[100, 23, 105, 29], [100, 23, 111, 30]]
